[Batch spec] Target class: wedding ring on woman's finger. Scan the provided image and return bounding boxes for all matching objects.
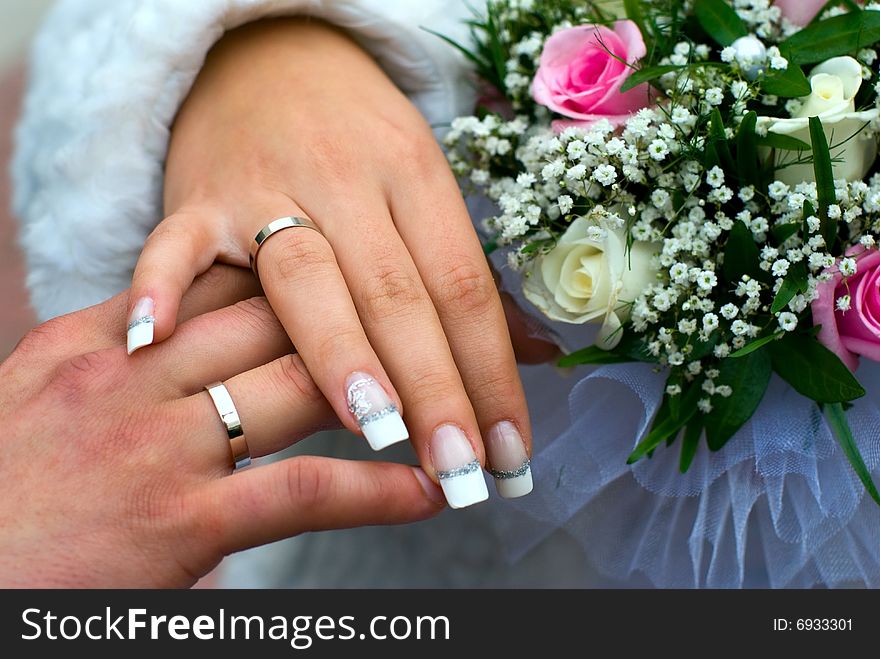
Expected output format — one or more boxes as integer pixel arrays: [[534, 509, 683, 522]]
[[204, 381, 251, 471], [249, 216, 323, 282]]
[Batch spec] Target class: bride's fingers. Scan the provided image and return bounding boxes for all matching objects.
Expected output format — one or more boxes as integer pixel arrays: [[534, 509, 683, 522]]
[[192, 457, 445, 554], [316, 197, 489, 508], [126, 211, 226, 355], [180, 353, 338, 472], [391, 168, 535, 499], [247, 203, 409, 453]]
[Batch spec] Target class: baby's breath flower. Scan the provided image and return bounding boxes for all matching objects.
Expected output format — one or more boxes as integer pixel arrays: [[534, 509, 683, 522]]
[[777, 312, 798, 332]]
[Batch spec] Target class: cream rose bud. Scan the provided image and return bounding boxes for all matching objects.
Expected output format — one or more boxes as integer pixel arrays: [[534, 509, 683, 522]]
[[522, 217, 657, 349], [757, 56, 880, 186]]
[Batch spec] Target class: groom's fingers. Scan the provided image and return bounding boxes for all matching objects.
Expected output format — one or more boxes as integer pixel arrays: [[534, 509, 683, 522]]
[[192, 457, 445, 554], [180, 352, 339, 471]]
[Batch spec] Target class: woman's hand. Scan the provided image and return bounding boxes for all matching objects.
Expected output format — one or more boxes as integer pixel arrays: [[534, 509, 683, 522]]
[[127, 18, 536, 507], [0, 266, 444, 587]]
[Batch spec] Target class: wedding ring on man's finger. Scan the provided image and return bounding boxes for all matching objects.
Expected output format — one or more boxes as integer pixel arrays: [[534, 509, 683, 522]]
[[204, 382, 251, 471], [249, 216, 323, 282]]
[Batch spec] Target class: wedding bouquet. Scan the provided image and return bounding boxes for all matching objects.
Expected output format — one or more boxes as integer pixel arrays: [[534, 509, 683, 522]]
[[440, 0, 880, 504]]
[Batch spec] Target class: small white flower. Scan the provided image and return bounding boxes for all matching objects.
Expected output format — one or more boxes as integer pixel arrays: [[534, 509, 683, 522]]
[[567, 163, 587, 179], [806, 215, 821, 233], [557, 195, 574, 215], [678, 319, 697, 335], [671, 107, 692, 124], [720, 303, 739, 320], [706, 166, 725, 188], [592, 164, 617, 186], [666, 384, 682, 396], [697, 270, 718, 291], [837, 294, 852, 311], [566, 139, 586, 159], [651, 189, 671, 208], [771, 259, 790, 277], [702, 313, 720, 332], [648, 139, 669, 160], [731, 319, 751, 336], [839, 257, 857, 277], [770, 55, 788, 70], [704, 87, 724, 105], [715, 385, 733, 398], [697, 398, 713, 414], [827, 204, 842, 219], [714, 343, 731, 358], [720, 46, 737, 63], [861, 235, 876, 247], [778, 312, 798, 332]]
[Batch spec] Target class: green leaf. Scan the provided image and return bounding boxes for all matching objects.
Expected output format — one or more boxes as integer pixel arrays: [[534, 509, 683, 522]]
[[756, 133, 812, 151], [761, 65, 812, 98], [723, 220, 768, 284], [826, 402, 880, 506], [704, 349, 772, 450], [679, 418, 703, 473], [729, 332, 781, 358], [557, 345, 634, 367], [694, 0, 748, 46], [770, 261, 809, 314], [627, 385, 701, 464], [707, 108, 736, 175], [619, 64, 682, 93], [809, 116, 838, 249], [780, 9, 880, 65], [769, 334, 866, 403], [770, 261, 809, 312], [482, 239, 498, 255], [771, 222, 801, 244], [736, 111, 758, 186]]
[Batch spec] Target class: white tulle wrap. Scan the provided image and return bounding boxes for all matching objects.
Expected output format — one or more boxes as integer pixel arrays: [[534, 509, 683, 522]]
[[493, 319, 880, 588]]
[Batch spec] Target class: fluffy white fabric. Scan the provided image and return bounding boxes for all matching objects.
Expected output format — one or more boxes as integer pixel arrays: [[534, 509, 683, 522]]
[[13, 0, 481, 320]]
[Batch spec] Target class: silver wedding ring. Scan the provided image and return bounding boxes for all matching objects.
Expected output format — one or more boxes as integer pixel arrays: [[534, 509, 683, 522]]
[[205, 381, 251, 471], [249, 216, 323, 281]]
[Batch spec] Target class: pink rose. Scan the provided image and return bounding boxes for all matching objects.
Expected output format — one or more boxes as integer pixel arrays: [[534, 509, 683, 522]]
[[812, 247, 880, 371], [774, 0, 860, 26], [531, 20, 652, 131]]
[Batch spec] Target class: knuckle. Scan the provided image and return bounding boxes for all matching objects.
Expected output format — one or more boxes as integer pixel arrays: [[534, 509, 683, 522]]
[[283, 456, 333, 508], [403, 367, 463, 409], [228, 296, 279, 338], [12, 316, 75, 358], [312, 327, 366, 366], [433, 260, 497, 316], [387, 127, 442, 177], [269, 354, 324, 407], [49, 348, 124, 401], [359, 264, 425, 321], [265, 230, 332, 283], [467, 368, 522, 410]]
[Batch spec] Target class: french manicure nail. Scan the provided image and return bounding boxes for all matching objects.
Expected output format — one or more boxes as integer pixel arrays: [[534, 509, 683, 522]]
[[430, 424, 488, 509], [127, 297, 155, 355], [346, 372, 409, 451], [486, 421, 533, 499]]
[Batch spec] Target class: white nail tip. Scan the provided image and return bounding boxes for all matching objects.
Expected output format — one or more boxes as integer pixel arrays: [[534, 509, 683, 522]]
[[361, 411, 409, 451], [437, 461, 489, 509], [493, 469, 534, 499], [126, 317, 154, 355]]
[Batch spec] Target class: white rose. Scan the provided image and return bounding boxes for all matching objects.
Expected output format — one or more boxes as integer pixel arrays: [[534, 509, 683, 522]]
[[522, 217, 657, 349], [758, 56, 880, 186]]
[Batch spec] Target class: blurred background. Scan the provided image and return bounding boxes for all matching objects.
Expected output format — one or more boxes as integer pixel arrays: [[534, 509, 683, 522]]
[[0, 0, 53, 359]]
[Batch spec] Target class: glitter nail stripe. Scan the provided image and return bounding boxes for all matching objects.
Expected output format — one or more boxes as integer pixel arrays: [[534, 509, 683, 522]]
[[357, 405, 399, 427], [436, 459, 481, 480], [488, 459, 530, 480], [127, 315, 155, 331]]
